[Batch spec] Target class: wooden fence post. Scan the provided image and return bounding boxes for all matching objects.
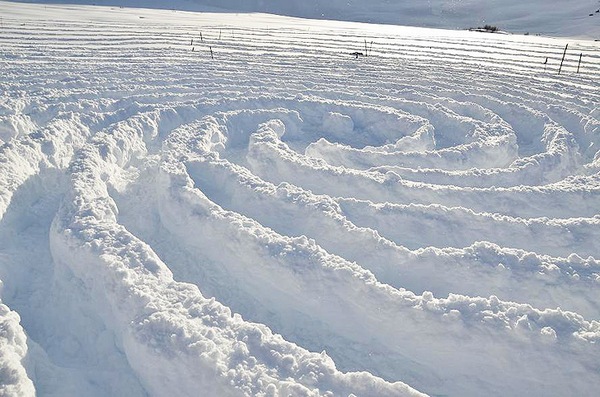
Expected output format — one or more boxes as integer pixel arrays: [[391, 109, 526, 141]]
[[558, 43, 568, 75]]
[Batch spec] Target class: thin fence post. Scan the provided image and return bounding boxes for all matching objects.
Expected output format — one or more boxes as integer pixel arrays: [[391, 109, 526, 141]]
[[209, 46, 214, 59], [558, 43, 568, 75], [577, 53, 582, 73]]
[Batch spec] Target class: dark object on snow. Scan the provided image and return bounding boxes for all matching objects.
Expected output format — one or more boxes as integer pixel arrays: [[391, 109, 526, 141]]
[[350, 51, 364, 59], [469, 25, 499, 33], [558, 44, 568, 75]]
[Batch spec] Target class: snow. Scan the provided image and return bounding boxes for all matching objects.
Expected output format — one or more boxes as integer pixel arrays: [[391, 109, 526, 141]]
[[0, 301, 35, 397], [0, 0, 599, 396], [11, 0, 600, 38]]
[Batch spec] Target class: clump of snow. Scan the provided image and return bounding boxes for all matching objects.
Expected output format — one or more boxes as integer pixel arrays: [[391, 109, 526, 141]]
[[0, 301, 35, 397]]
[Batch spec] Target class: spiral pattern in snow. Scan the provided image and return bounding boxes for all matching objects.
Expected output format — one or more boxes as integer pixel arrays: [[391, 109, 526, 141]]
[[0, 3, 599, 397]]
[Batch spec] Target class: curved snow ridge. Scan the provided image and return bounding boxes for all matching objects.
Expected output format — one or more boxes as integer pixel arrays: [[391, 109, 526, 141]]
[[212, 96, 431, 152], [338, 198, 600, 257], [0, 300, 35, 397], [155, 154, 600, 397], [181, 155, 600, 319], [0, 114, 91, 218], [50, 121, 424, 397], [367, 156, 575, 188], [247, 120, 600, 218], [142, 116, 600, 395], [388, 87, 600, 162], [312, 121, 583, 186], [151, 151, 600, 397], [306, 133, 519, 171]]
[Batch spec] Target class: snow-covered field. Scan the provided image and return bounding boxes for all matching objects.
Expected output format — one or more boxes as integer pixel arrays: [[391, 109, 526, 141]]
[[1, 1, 599, 396], [12, 0, 600, 38]]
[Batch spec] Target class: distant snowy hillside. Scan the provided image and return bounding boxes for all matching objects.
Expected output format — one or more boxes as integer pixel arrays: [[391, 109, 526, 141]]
[[10, 0, 600, 37]]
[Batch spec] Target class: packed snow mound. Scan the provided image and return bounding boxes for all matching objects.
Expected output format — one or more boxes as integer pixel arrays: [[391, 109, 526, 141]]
[[10, 0, 600, 38], [1, 1, 600, 397]]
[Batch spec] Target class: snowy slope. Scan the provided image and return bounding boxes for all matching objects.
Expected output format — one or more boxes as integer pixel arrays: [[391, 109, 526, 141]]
[[0, 1, 600, 396], [10, 0, 600, 38]]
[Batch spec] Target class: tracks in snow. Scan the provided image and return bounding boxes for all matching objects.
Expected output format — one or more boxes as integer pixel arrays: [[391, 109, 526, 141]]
[[0, 2, 599, 397]]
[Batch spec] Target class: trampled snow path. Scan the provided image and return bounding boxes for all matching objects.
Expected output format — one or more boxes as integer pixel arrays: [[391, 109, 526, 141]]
[[0, 2, 599, 396]]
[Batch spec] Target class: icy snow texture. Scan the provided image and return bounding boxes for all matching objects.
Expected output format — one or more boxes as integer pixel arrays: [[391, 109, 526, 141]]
[[0, 301, 34, 397], [0, 1, 599, 397]]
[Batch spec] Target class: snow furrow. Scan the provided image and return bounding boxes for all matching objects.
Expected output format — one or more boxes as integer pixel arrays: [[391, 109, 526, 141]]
[[247, 122, 600, 218], [49, 98, 424, 397], [108, 124, 600, 396], [0, 301, 35, 397], [158, 168, 600, 397], [337, 198, 600, 257], [179, 154, 600, 318]]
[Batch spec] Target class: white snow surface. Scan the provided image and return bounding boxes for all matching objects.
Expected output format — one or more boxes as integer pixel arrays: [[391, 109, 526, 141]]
[[0, 1, 600, 396], [10, 0, 600, 38]]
